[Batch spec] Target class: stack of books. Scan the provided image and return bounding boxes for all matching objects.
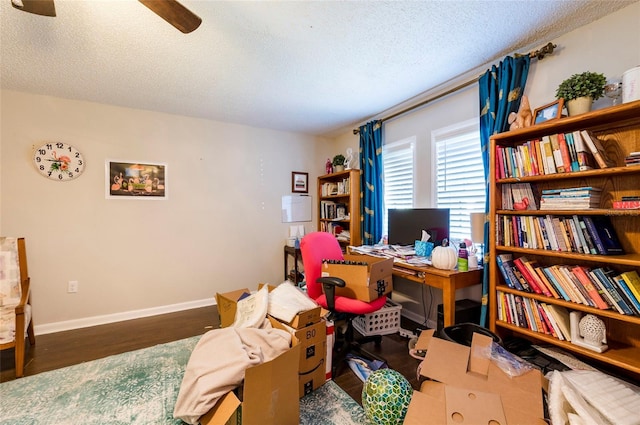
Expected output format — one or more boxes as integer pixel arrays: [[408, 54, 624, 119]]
[[539, 186, 602, 210], [624, 152, 640, 167], [613, 196, 640, 210]]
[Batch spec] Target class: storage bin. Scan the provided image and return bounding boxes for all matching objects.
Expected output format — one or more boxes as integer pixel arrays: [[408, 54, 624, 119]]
[[353, 299, 402, 336]]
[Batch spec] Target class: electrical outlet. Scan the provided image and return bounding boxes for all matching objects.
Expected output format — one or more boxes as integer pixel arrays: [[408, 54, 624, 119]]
[[68, 280, 78, 293]]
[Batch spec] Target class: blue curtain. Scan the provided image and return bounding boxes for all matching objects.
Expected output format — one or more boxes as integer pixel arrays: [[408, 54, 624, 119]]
[[478, 55, 530, 327], [359, 120, 384, 245]]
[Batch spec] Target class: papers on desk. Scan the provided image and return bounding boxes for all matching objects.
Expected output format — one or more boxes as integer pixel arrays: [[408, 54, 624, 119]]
[[349, 244, 431, 266]]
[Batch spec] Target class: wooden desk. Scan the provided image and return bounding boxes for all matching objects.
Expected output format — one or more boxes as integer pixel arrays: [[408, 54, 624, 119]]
[[391, 262, 483, 328]]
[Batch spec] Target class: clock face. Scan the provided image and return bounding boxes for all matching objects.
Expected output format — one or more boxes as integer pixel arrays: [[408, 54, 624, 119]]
[[33, 142, 86, 181]]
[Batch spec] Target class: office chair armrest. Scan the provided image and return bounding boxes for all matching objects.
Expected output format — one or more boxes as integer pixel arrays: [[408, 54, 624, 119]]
[[316, 277, 346, 315]]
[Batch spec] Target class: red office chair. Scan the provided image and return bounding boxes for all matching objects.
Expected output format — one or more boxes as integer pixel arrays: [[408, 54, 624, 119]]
[[300, 231, 388, 376]]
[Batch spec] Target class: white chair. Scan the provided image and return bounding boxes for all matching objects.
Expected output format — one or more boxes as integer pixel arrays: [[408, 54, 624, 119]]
[[0, 237, 35, 378]]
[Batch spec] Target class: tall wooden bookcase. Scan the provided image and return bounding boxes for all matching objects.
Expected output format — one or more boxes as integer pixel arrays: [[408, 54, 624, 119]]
[[489, 100, 640, 380], [317, 169, 362, 248]]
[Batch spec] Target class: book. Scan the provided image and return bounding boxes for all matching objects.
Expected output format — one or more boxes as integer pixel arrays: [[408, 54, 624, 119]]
[[576, 216, 598, 255], [571, 215, 590, 254], [537, 302, 558, 338], [558, 133, 573, 173], [571, 130, 594, 171], [613, 200, 640, 209], [549, 134, 565, 173], [542, 267, 571, 301], [540, 136, 557, 174], [541, 303, 565, 340], [558, 265, 594, 307], [496, 253, 519, 290], [590, 268, 635, 315], [620, 270, 640, 303], [545, 304, 572, 341], [526, 298, 544, 333], [571, 265, 610, 309], [521, 297, 538, 331], [583, 216, 624, 255], [612, 274, 640, 315], [522, 257, 555, 297], [534, 266, 561, 299], [549, 265, 581, 303], [581, 216, 606, 255], [513, 256, 543, 295], [580, 130, 613, 168], [564, 132, 580, 172], [514, 295, 528, 328]]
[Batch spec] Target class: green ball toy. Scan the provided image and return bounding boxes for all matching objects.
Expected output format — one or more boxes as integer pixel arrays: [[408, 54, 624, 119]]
[[362, 369, 413, 425]]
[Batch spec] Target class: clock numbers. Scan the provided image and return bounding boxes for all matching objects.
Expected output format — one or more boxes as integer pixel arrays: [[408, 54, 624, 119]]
[[33, 142, 86, 182]]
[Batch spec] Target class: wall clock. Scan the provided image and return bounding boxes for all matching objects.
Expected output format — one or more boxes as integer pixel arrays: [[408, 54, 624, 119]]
[[33, 142, 86, 181]]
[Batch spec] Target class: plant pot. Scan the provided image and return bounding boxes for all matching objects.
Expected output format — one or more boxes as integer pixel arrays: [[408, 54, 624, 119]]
[[334, 165, 344, 172], [566, 96, 593, 116]]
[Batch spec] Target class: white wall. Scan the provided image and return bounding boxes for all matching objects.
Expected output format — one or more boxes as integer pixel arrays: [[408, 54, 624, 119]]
[[331, 2, 640, 327], [1, 91, 324, 332]]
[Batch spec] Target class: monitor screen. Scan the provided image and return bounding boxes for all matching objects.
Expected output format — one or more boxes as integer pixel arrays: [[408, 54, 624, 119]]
[[388, 208, 450, 246]]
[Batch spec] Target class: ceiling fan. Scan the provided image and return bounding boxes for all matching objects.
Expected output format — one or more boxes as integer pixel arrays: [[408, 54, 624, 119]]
[[10, 0, 202, 33]]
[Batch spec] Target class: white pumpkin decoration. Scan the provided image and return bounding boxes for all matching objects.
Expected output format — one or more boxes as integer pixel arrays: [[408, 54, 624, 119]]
[[431, 239, 458, 270]]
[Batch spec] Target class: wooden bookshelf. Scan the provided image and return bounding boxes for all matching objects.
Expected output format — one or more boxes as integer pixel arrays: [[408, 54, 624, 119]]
[[489, 100, 640, 380], [317, 169, 361, 247]]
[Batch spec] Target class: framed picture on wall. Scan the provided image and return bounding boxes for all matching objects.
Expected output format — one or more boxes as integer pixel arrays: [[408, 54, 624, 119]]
[[291, 171, 309, 193], [106, 160, 167, 199]]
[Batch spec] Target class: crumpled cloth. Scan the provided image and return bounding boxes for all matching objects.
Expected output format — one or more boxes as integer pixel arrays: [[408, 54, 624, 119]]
[[173, 322, 291, 424]]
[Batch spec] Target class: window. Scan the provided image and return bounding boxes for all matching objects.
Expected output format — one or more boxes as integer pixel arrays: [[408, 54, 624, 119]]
[[382, 137, 415, 238], [433, 119, 485, 241]]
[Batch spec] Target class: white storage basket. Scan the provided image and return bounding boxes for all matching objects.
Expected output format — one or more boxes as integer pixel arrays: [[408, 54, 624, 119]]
[[353, 299, 402, 336]]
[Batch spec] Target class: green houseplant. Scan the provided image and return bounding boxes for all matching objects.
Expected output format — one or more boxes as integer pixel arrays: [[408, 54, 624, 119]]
[[332, 154, 346, 171], [555, 71, 606, 116]]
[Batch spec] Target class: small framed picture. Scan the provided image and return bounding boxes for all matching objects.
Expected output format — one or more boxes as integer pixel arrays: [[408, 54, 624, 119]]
[[533, 99, 564, 125], [291, 171, 309, 193]]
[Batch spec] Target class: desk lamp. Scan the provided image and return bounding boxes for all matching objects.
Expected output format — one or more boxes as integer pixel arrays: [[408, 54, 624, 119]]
[[470, 212, 485, 266]]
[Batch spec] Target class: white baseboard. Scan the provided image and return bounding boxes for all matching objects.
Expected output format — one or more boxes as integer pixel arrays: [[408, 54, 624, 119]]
[[34, 298, 217, 336]]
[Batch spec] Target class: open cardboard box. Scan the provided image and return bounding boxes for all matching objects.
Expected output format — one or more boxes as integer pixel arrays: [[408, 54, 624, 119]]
[[216, 286, 321, 329], [207, 290, 301, 425], [321, 254, 393, 302], [403, 329, 546, 425]]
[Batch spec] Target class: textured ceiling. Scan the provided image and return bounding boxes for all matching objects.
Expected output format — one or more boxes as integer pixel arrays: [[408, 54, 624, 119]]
[[1, 0, 636, 137]]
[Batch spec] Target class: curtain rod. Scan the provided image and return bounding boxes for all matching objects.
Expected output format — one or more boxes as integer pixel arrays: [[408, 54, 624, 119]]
[[353, 42, 557, 134]]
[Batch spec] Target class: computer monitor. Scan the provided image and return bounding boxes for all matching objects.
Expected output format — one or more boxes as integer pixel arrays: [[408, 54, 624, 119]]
[[387, 208, 450, 246]]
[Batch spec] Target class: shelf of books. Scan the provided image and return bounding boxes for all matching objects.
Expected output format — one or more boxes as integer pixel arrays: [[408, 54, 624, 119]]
[[489, 100, 640, 379], [317, 169, 361, 247]]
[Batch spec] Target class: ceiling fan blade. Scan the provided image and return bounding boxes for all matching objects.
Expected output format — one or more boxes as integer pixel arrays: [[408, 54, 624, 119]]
[[139, 0, 201, 34], [11, 0, 56, 16]]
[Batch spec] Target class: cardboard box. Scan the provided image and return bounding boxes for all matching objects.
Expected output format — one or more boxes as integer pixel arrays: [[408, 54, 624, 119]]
[[321, 254, 393, 302], [258, 283, 322, 329], [217, 286, 321, 329], [403, 329, 546, 425], [199, 338, 301, 425], [287, 320, 327, 397], [207, 290, 301, 424], [287, 306, 322, 329]]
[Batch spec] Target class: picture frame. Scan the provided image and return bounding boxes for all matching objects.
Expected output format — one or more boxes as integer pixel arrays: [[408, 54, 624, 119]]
[[533, 99, 564, 125], [106, 160, 167, 199], [291, 171, 309, 193]]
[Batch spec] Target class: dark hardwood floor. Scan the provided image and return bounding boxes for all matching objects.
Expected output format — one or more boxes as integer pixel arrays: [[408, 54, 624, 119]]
[[0, 306, 423, 405]]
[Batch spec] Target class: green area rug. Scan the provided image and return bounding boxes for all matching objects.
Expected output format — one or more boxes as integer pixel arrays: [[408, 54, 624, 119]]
[[0, 336, 367, 424]]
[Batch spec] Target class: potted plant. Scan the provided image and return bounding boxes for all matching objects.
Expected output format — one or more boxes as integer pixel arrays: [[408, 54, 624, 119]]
[[332, 154, 346, 172], [555, 71, 606, 116]]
